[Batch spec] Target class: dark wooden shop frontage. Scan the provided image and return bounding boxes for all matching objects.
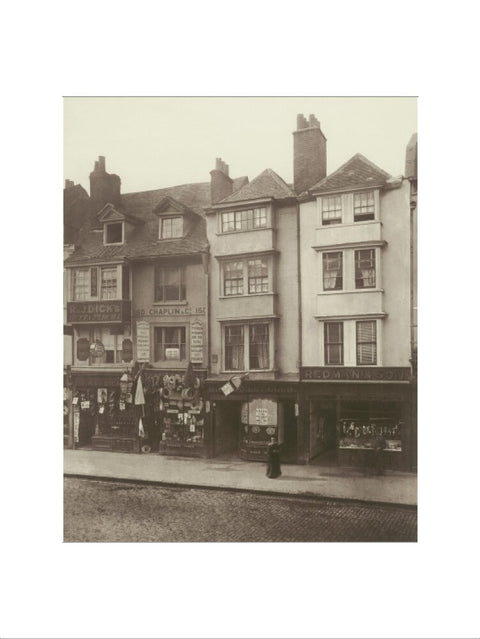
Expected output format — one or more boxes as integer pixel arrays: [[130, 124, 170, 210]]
[[298, 366, 416, 470]]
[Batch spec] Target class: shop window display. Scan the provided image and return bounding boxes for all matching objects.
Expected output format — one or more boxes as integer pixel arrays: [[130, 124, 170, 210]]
[[159, 369, 205, 453]]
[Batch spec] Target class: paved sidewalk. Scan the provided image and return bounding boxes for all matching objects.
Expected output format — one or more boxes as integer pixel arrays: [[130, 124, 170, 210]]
[[64, 449, 417, 506]]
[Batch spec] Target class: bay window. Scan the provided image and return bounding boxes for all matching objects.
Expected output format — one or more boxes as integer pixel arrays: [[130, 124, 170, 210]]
[[221, 256, 271, 296], [221, 207, 267, 233]]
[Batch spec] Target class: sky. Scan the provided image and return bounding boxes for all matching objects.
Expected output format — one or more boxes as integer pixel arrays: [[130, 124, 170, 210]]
[[64, 97, 417, 194]]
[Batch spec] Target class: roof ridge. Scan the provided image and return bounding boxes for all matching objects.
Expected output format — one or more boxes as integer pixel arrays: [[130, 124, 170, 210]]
[[311, 153, 391, 192]]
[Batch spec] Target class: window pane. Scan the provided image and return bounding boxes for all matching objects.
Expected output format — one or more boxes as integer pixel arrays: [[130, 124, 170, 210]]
[[162, 217, 183, 238], [356, 321, 377, 365], [225, 325, 244, 370], [354, 191, 375, 221], [323, 252, 343, 290], [154, 326, 186, 361], [248, 258, 268, 293], [224, 261, 244, 295], [355, 249, 376, 288], [101, 267, 117, 299], [324, 322, 343, 365], [249, 324, 269, 369], [73, 269, 89, 300], [322, 196, 342, 225], [106, 223, 123, 243]]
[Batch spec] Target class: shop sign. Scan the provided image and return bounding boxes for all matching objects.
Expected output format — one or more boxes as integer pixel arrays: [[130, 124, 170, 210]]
[[190, 320, 204, 364], [136, 321, 150, 362], [77, 338, 90, 361], [221, 381, 235, 396], [134, 306, 206, 318], [122, 338, 133, 363], [300, 367, 411, 382], [255, 408, 269, 425], [165, 348, 180, 360], [67, 300, 130, 323]]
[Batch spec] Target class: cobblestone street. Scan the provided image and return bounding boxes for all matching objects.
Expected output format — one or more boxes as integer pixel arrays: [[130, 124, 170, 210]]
[[64, 477, 417, 542]]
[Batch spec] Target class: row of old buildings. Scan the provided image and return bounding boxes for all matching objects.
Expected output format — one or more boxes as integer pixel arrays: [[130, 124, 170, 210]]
[[64, 114, 417, 470]]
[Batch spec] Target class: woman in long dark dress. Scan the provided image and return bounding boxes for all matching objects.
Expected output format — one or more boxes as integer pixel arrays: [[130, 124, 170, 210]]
[[266, 437, 281, 478]]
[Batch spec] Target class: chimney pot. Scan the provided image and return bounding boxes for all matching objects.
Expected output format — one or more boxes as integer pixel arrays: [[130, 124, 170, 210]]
[[293, 113, 326, 193], [65, 179, 75, 189]]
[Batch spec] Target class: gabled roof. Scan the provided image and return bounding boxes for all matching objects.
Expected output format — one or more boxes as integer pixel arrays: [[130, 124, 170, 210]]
[[310, 153, 391, 194], [64, 176, 248, 265], [217, 168, 296, 204], [97, 203, 142, 225], [153, 195, 200, 218]]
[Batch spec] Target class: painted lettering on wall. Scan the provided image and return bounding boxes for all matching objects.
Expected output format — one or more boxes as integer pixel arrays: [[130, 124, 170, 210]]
[[67, 301, 130, 323], [300, 367, 411, 381], [134, 306, 205, 318]]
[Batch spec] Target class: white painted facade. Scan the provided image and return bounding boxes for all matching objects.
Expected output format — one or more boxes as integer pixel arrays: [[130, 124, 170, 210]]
[[300, 180, 412, 368]]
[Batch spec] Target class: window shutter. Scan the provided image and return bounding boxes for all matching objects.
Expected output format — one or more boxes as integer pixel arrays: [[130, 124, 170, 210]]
[[90, 267, 97, 297]]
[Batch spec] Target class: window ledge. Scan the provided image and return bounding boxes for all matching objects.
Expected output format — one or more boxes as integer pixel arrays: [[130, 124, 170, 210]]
[[317, 289, 384, 295], [219, 292, 276, 299], [216, 227, 272, 236]]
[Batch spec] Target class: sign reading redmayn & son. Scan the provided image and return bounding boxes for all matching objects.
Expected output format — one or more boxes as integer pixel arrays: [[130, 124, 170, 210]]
[[300, 367, 411, 381], [67, 300, 131, 323]]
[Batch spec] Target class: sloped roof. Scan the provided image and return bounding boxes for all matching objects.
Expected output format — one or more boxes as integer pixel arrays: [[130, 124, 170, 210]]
[[310, 154, 391, 194], [64, 176, 248, 265], [218, 168, 296, 204]]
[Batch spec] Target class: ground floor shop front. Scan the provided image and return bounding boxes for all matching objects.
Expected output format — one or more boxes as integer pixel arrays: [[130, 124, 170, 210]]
[[205, 379, 301, 463], [67, 365, 208, 457], [65, 369, 416, 470], [298, 367, 416, 471]]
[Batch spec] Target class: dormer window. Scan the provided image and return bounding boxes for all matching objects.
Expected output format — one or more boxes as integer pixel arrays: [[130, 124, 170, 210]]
[[160, 216, 183, 239], [104, 222, 124, 245]]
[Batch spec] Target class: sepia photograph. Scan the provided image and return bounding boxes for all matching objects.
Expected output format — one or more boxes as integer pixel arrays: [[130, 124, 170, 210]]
[[63, 96, 418, 543], [3, 1, 480, 637]]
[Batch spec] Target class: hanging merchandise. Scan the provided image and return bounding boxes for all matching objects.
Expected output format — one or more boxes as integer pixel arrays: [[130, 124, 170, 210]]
[[138, 417, 145, 438], [135, 374, 145, 406]]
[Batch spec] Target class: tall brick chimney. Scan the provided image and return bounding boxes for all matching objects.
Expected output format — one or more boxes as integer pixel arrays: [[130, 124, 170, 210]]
[[89, 156, 121, 207], [210, 157, 233, 204], [293, 114, 327, 194]]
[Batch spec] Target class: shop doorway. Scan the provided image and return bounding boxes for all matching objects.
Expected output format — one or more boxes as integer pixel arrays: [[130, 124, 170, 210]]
[[309, 400, 337, 462], [280, 400, 297, 463], [213, 401, 241, 458]]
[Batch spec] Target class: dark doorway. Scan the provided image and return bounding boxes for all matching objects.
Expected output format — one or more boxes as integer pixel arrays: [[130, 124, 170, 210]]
[[280, 400, 297, 463], [213, 401, 241, 457]]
